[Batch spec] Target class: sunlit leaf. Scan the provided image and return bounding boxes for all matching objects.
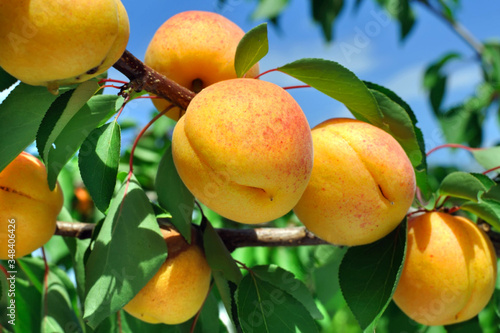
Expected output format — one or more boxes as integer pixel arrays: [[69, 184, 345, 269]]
[[235, 23, 269, 78]]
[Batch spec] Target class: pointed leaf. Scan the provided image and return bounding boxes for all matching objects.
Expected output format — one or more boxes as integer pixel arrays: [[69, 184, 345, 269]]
[[252, 0, 289, 20], [311, 0, 344, 42], [339, 220, 407, 329], [461, 200, 500, 231], [472, 146, 500, 173], [155, 145, 193, 241], [0, 67, 17, 92], [0, 83, 62, 172], [439, 172, 495, 201], [251, 265, 323, 320], [236, 273, 318, 332], [42, 269, 83, 333], [235, 23, 269, 78], [42, 92, 121, 190], [83, 180, 168, 328], [201, 218, 242, 284], [79, 121, 121, 213], [213, 271, 241, 329], [278, 58, 384, 127]]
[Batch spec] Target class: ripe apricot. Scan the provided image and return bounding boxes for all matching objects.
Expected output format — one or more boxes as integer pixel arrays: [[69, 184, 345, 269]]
[[172, 78, 313, 224], [123, 228, 212, 325], [0, 0, 129, 91], [144, 10, 260, 120], [293, 118, 415, 246], [0, 152, 64, 259], [393, 212, 497, 326]]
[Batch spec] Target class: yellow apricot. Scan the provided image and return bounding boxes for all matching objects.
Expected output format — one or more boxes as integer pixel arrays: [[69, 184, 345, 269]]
[[172, 78, 313, 224], [144, 10, 260, 120], [293, 118, 416, 246], [0, 152, 64, 259], [0, 0, 129, 91], [393, 212, 497, 326], [123, 228, 212, 325]]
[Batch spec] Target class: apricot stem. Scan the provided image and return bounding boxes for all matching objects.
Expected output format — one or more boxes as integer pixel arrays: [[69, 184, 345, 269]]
[[283, 85, 311, 90], [426, 143, 483, 157], [254, 68, 279, 80]]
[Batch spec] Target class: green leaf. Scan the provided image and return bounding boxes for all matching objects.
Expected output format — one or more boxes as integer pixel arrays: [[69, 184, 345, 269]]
[[395, 0, 415, 40], [438, 105, 482, 147], [213, 271, 241, 329], [252, 0, 289, 19], [42, 269, 83, 333], [201, 218, 242, 284], [42, 92, 121, 190], [439, 172, 495, 201], [472, 146, 500, 173], [235, 23, 269, 78], [236, 272, 319, 332], [83, 179, 168, 328], [311, 0, 344, 42], [251, 265, 323, 320], [339, 220, 407, 330], [368, 89, 423, 166], [423, 52, 461, 114], [0, 67, 17, 92], [155, 145, 193, 241], [0, 83, 61, 172], [278, 58, 384, 127], [79, 121, 121, 213], [461, 199, 500, 231], [37, 81, 98, 161]]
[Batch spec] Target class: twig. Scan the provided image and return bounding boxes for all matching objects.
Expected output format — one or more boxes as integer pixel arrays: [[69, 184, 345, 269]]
[[112, 50, 195, 110], [54, 221, 330, 249]]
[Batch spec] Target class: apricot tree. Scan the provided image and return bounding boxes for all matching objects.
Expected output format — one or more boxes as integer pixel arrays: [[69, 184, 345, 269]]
[[0, 1, 500, 333]]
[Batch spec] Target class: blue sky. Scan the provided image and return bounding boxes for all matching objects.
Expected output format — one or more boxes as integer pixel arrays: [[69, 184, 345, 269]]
[[111, 0, 499, 169]]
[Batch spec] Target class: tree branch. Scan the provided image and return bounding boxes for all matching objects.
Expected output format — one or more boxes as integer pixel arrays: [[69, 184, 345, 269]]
[[54, 221, 330, 249], [112, 50, 195, 110], [416, 0, 484, 56]]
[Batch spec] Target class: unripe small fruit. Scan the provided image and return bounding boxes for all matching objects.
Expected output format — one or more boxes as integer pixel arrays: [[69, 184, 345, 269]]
[[145, 10, 259, 120], [172, 78, 313, 224], [293, 118, 416, 246], [123, 228, 212, 325], [0, 152, 64, 259], [0, 0, 130, 91], [393, 212, 497, 326]]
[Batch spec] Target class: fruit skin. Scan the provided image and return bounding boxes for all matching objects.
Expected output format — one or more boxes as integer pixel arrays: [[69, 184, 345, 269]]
[[0, 0, 130, 90], [293, 118, 415, 246], [145, 10, 260, 120], [172, 78, 313, 224], [393, 212, 497, 326], [0, 152, 64, 259], [123, 228, 212, 325]]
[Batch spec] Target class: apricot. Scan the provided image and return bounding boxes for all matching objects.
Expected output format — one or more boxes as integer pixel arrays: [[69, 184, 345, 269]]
[[393, 212, 497, 326], [123, 228, 211, 325], [0, 0, 129, 92], [0, 152, 64, 259], [144, 10, 260, 120], [172, 78, 313, 224], [293, 118, 415, 246]]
